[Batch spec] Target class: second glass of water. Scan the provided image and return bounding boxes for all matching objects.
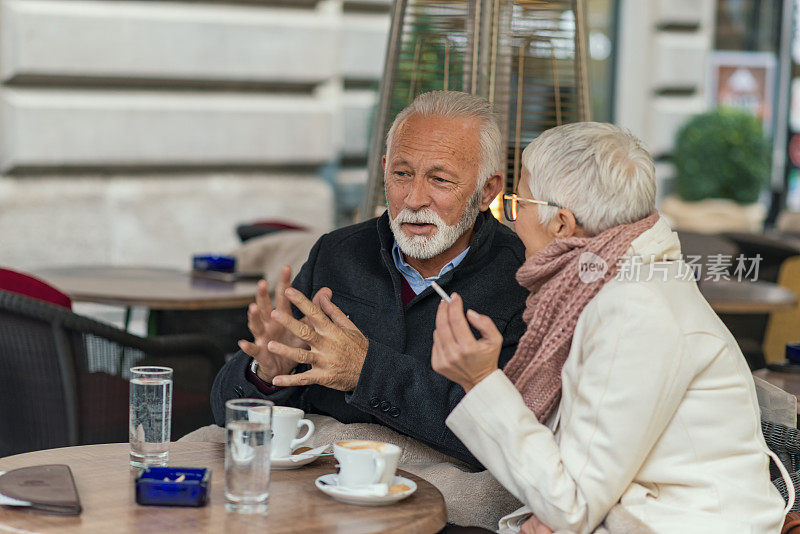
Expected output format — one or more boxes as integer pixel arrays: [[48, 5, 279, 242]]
[[129, 366, 173, 468], [225, 399, 272, 514]]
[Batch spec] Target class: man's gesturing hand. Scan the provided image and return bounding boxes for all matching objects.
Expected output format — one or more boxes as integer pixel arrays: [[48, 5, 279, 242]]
[[268, 287, 369, 392], [237, 265, 305, 383]]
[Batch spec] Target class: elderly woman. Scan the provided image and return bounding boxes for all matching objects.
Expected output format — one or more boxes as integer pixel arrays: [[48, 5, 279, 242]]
[[431, 122, 789, 533]]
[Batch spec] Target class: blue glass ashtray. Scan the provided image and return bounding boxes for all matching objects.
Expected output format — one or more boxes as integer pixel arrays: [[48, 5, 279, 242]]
[[192, 254, 236, 273], [135, 467, 210, 507], [788, 343, 800, 365]]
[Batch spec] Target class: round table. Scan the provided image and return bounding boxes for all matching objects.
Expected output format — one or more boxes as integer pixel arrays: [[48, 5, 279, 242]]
[[32, 266, 259, 310], [0, 442, 447, 533], [700, 279, 798, 314]]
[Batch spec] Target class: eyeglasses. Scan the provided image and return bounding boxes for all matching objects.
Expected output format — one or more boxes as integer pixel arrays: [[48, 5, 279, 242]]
[[502, 193, 581, 226]]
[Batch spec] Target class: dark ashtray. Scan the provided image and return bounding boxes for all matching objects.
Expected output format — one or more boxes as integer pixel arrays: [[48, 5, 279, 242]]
[[135, 467, 210, 507], [192, 254, 236, 273]]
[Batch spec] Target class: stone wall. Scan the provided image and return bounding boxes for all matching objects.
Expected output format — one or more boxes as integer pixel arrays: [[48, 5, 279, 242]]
[[0, 0, 390, 270], [0, 0, 720, 270], [615, 0, 716, 201]]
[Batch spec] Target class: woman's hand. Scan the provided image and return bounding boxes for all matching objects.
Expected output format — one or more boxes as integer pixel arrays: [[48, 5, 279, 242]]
[[520, 515, 554, 534], [431, 293, 503, 392]]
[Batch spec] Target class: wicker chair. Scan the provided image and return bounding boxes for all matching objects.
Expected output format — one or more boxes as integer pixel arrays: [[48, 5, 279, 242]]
[[0, 290, 225, 457], [763, 419, 800, 511]]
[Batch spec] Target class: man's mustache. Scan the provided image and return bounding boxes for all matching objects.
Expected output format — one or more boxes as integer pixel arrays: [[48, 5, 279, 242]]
[[393, 208, 444, 227]]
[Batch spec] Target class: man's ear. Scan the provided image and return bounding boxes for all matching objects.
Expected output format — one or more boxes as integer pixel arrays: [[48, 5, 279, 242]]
[[381, 155, 387, 172], [480, 172, 504, 211]]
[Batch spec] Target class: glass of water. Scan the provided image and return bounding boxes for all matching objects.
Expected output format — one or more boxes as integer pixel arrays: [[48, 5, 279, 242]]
[[225, 399, 272, 514], [129, 366, 173, 468]]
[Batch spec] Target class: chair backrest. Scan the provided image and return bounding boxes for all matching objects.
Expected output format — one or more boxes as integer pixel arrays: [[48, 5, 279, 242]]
[[722, 232, 800, 283], [0, 298, 74, 456], [0, 291, 218, 457], [0, 267, 71, 309], [0, 290, 130, 456], [763, 256, 800, 364], [236, 219, 307, 243]]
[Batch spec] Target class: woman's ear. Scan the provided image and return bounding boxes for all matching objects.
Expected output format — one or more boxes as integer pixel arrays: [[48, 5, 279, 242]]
[[550, 209, 580, 238]]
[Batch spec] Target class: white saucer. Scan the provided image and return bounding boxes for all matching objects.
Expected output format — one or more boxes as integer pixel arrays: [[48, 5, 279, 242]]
[[314, 474, 417, 506], [270, 453, 317, 470]]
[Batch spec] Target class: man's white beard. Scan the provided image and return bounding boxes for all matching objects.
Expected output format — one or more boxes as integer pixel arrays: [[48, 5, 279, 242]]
[[389, 188, 482, 260]]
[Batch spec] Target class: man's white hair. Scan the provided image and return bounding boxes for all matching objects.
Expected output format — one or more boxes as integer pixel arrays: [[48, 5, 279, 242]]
[[521, 122, 656, 235], [385, 91, 504, 187]]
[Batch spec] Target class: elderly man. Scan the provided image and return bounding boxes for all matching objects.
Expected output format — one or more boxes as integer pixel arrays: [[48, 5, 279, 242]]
[[211, 91, 527, 468]]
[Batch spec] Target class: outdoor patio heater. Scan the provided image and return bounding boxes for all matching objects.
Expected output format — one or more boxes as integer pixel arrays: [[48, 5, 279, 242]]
[[360, 0, 591, 220]]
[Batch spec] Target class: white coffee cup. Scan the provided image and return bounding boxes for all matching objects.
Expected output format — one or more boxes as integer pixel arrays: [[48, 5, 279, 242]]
[[333, 440, 401, 488], [256, 406, 315, 458]]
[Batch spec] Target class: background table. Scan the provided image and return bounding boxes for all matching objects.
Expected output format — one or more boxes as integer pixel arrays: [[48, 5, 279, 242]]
[[700, 279, 797, 314], [32, 266, 259, 311], [0, 442, 447, 534]]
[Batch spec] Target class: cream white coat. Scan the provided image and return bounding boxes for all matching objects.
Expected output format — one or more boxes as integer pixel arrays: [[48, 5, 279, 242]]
[[446, 219, 787, 533]]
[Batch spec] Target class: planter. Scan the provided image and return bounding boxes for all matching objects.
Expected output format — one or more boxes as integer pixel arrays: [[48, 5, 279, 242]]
[[660, 195, 766, 234]]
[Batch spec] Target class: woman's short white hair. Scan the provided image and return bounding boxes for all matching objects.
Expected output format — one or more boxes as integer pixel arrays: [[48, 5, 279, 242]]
[[521, 122, 656, 235], [386, 91, 504, 187]]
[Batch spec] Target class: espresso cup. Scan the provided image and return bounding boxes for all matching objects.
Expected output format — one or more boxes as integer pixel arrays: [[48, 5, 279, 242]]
[[257, 406, 315, 458], [333, 440, 401, 488]]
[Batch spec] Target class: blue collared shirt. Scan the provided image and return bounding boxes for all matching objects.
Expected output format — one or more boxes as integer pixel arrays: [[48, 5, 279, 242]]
[[391, 241, 470, 295]]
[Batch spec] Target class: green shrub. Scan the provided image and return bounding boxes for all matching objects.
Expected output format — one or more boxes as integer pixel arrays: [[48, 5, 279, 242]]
[[673, 108, 770, 204]]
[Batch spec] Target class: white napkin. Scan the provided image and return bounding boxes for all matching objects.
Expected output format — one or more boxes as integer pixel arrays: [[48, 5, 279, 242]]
[[497, 505, 532, 533], [289, 444, 331, 462], [333, 482, 389, 497], [0, 471, 32, 507]]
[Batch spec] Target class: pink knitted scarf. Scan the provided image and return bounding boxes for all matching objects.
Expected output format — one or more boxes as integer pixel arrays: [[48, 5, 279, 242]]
[[503, 212, 660, 421]]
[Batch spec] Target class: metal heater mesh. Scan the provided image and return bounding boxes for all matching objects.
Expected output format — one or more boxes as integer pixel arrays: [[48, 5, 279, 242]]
[[360, 0, 590, 220]]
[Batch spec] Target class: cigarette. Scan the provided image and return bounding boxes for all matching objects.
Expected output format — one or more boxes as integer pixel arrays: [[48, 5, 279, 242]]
[[430, 281, 452, 303]]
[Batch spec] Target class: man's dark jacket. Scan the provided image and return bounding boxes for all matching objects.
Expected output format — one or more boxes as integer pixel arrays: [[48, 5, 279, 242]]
[[211, 209, 527, 468]]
